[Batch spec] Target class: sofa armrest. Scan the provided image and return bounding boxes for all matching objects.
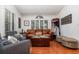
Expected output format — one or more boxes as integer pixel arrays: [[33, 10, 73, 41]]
[[18, 39, 31, 54]]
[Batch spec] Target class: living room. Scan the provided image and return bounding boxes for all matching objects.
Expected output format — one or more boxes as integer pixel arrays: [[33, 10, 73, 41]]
[[0, 5, 79, 54]]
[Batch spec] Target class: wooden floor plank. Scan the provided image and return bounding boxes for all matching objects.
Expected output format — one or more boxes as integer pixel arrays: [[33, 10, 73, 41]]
[[31, 40, 79, 54]]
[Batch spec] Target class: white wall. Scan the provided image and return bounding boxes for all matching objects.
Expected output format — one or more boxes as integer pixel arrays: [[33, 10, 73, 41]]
[[0, 5, 21, 37], [58, 5, 79, 48], [58, 6, 73, 37], [21, 15, 57, 31]]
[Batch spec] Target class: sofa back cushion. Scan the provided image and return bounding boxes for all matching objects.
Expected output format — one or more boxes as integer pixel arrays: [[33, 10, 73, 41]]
[[27, 29, 35, 34], [8, 36, 19, 44], [36, 32, 42, 35], [27, 29, 51, 35], [42, 29, 50, 34]]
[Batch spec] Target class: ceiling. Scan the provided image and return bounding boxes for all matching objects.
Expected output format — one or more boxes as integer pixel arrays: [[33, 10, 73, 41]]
[[15, 5, 64, 15]]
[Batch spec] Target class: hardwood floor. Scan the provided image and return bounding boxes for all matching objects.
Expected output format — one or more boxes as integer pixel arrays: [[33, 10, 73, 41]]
[[31, 40, 79, 54]]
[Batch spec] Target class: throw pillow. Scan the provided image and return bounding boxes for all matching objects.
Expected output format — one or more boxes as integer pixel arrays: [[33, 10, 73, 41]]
[[8, 36, 19, 44], [36, 32, 42, 35]]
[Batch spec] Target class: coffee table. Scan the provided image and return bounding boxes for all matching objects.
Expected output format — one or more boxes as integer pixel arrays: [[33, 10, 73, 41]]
[[31, 35, 50, 47]]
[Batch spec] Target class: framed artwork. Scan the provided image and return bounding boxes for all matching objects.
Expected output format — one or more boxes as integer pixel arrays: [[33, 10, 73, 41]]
[[24, 20, 29, 26], [61, 14, 72, 25], [18, 18, 21, 28]]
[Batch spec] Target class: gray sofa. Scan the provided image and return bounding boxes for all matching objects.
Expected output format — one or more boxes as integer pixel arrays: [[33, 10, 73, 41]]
[[0, 31, 31, 54], [0, 39, 31, 54]]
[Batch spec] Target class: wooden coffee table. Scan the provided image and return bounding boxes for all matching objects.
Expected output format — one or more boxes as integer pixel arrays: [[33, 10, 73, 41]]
[[31, 35, 50, 47]]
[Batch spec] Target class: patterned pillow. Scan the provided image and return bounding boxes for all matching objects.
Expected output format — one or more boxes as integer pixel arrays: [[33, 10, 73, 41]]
[[8, 36, 19, 44]]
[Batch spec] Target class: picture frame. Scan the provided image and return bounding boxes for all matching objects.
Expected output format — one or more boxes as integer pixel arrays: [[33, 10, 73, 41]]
[[18, 17, 21, 28], [24, 20, 29, 26], [61, 14, 72, 25]]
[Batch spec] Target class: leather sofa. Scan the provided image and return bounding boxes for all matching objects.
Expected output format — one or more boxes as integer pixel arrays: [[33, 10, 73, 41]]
[[26, 29, 53, 39]]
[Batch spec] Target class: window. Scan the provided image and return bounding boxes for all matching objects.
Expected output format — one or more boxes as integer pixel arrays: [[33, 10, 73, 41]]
[[40, 20, 43, 29], [31, 20, 35, 29], [5, 9, 11, 35], [31, 20, 48, 29], [36, 20, 39, 29], [43, 20, 48, 29], [5, 9, 15, 35], [12, 13, 14, 31]]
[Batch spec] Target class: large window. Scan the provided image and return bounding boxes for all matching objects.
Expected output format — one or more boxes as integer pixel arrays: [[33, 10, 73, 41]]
[[43, 20, 48, 29], [12, 13, 14, 31], [40, 20, 43, 29], [5, 9, 11, 35], [31, 20, 35, 29], [36, 20, 39, 29], [31, 20, 48, 29], [5, 9, 15, 35]]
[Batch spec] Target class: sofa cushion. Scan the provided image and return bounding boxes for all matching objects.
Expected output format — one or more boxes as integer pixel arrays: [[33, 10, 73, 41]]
[[28, 31, 35, 34], [43, 34, 50, 37], [14, 34, 26, 41], [2, 41, 12, 46], [27, 29, 35, 34], [0, 40, 12, 47], [36, 32, 42, 35], [42, 29, 50, 34], [43, 31, 49, 34], [8, 36, 19, 44]]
